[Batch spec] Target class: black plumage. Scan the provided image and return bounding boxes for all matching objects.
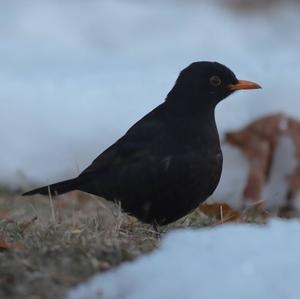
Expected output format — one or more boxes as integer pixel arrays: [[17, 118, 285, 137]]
[[23, 62, 261, 225]]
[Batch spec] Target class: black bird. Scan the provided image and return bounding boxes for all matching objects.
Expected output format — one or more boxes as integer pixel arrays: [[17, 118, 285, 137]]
[[23, 62, 261, 225]]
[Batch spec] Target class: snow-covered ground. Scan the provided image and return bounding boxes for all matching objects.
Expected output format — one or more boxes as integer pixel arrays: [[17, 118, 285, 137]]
[[68, 219, 300, 299], [1, 1, 300, 186], [212, 134, 300, 209]]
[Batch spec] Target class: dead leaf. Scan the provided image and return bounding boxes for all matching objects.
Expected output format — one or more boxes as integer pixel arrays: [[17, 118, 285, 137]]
[[0, 239, 25, 251], [0, 210, 11, 220], [199, 203, 241, 223], [19, 216, 38, 233]]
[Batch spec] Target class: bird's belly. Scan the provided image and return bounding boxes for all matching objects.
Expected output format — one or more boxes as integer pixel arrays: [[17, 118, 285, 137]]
[[113, 151, 222, 224], [163, 154, 222, 202]]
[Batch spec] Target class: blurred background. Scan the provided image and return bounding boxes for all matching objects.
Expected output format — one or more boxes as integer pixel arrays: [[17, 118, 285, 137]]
[[1, 0, 300, 193]]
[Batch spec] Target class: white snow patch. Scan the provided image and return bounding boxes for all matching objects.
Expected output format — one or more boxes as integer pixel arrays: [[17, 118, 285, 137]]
[[208, 143, 249, 208], [68, 219, 300, 299], [262, 135, 297, 208]]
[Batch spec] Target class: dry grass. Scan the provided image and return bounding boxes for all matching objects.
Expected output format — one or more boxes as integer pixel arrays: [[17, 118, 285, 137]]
[[0, 189, 218, 299], [0, 192, 153, 298], [0, 188, 290, 299]]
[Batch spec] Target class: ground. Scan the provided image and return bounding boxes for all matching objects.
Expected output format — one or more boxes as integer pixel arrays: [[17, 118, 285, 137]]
[[0, 188, 291, 299], [0, 190, 158, 299]]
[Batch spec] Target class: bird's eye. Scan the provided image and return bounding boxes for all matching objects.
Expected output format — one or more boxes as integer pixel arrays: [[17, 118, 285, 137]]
[[209, 76, 222, 87]]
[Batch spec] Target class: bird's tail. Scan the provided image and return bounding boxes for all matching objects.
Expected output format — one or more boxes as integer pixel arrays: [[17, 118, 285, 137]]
[[22, 177, 80, 196]]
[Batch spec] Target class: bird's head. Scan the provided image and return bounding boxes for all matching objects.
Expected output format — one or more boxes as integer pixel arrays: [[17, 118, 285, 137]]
[[167, 61, 261, 107]]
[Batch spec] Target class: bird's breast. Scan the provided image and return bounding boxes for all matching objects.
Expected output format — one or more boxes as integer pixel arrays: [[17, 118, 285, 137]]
[[160, 148, 222, 183]]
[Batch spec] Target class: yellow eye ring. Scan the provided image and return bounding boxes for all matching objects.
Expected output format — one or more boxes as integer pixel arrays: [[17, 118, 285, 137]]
[[209, 76, 222, 87]]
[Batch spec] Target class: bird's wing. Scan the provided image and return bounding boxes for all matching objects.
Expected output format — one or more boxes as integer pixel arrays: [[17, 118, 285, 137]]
[[79, 104, 166, 176]]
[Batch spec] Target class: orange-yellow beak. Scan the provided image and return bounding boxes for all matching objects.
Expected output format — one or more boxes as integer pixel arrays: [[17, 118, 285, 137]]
[[228, 80, 262, 91]]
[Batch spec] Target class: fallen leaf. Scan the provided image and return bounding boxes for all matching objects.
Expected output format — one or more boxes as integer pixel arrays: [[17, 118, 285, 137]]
[[0, 210, 11, 220], [199, 203, 241, 222], [0, 239, 25, 251], [19, 216, 38, 233]]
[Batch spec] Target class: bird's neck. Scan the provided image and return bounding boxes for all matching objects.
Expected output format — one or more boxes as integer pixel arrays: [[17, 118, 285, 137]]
[[164, 97, 220, 150], [165, 83, 217, 113], [165, 85, 217, 123]]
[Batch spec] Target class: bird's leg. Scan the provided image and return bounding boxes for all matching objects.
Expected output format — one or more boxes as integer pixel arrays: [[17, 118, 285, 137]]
[[152, 221, 162, 238]]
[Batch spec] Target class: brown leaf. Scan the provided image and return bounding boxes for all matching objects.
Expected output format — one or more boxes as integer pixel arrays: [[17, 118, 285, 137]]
[[0, 239, 25, 251], [199, 203, 241, 222], [0, 210, 11, 220], [19, 216, 38, 233]]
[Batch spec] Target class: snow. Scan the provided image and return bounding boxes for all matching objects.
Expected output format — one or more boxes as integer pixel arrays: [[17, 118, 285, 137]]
[[68, 219, 300, 299], [262, 135, 297, 208], [208, 144, 249, 209], [210, 134, 298, 209], [1, 1, 300, 187]]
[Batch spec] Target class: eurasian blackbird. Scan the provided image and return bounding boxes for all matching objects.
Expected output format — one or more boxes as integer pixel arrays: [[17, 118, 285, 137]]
[[23, 62, 261, 225]]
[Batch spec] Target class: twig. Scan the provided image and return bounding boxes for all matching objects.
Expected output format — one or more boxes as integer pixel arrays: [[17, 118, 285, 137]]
[[48, 186, 56, 224], [220, 205, 224, 224]]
